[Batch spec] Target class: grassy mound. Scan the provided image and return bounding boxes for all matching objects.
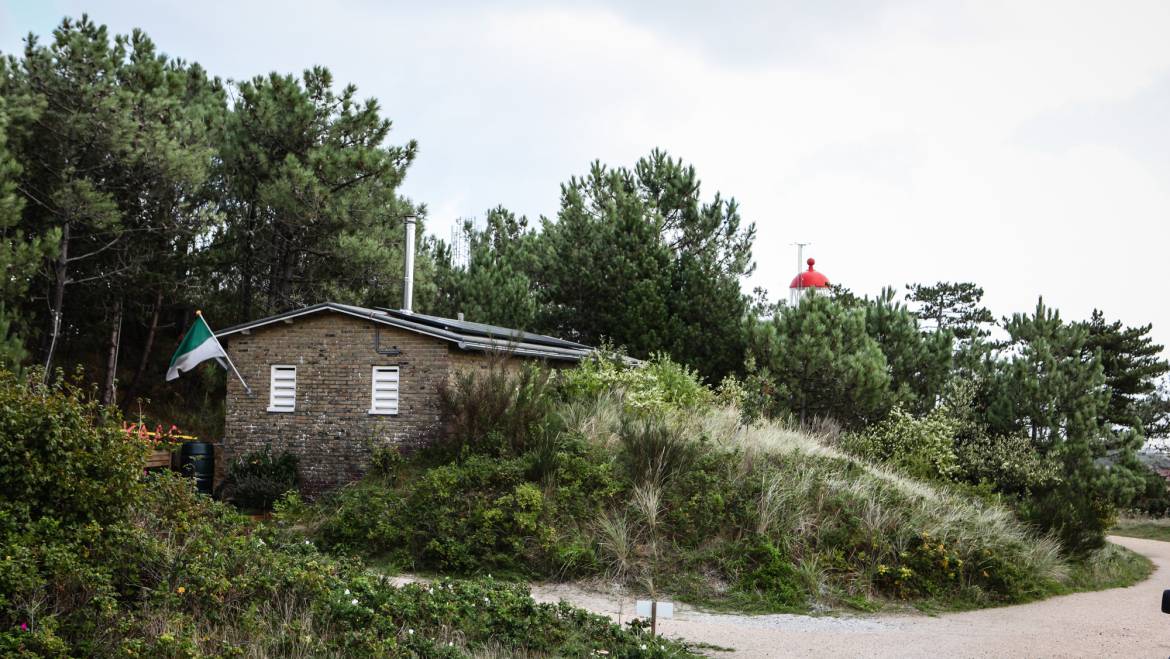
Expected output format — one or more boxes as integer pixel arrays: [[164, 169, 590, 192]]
[[287, 382, 1102, 613]]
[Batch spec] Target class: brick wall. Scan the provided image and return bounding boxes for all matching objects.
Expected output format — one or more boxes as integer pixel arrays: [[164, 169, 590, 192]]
[[223, 311, 450, 493]]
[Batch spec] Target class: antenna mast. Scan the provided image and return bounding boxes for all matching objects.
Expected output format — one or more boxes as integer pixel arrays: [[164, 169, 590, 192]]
[[791, 242, 811, 305]]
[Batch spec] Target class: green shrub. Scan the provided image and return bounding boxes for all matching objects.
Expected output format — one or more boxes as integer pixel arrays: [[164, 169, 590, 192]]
[[1125, 464, 1170, 517], [534, 434, 621, 521], [841, 407, 960, 481], [662, 450, 755, 545], [0, 369, 146, 527], [368, 444, 404, 483], [217, 446, 300, 511], [559, 351, 713, 414], [3, 467, 692, 657], [408, 456, 556, 573], [302, 455, 560, 574], [731, 539, 806, 609], [309, 481, 410, 559], [435, 361, 558, 460], [873, 531, 968, 598], [1019, 481, 1116, 556], [954, 432, 1059, 495]]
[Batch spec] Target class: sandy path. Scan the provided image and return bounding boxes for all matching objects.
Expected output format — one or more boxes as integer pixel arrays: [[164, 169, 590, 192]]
[[525, 535, 1170, 658]]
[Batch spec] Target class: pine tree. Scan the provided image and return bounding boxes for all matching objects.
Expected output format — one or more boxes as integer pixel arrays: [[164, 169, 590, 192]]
[[906, 281, 994, 341], [989, 299, 1144, 552], [535, 151, 753, 380], [746, 293, 892, 427], [0, 96, 58, 367], [538, 162, 672, 356], [1, 16, 222, 393], [864, 288, 953, 414], [431, 207, 541, 329], [211, 67, 419, 323], [1082, 309, 1169, 431]]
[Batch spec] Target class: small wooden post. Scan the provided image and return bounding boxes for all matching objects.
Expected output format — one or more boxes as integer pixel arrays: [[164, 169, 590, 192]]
[[651, 600, 657, 637]]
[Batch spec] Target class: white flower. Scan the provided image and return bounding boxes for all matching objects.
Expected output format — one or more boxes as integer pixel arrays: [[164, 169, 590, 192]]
[[483, 597, 490, 605], [640, 645, 646, 650], [408, 628, 414, 635], [351, 598, 358, 605], [448, 641, 454, 647], [344, 589, 350, 595]]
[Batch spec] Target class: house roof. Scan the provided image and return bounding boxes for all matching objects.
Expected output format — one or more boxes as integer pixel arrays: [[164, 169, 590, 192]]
[[214, 302, 593, 362]]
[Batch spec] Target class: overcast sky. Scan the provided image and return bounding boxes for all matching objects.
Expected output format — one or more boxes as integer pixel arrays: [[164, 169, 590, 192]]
[[4, 1, 1169, 348]]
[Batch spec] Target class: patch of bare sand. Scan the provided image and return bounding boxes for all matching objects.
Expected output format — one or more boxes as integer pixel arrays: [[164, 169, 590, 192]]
[[390, 535, 1170, 657], [530, 536, 1170, 657]]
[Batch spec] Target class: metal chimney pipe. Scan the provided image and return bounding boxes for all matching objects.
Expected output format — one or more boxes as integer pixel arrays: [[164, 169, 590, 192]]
[[402, 215, 416, 313]]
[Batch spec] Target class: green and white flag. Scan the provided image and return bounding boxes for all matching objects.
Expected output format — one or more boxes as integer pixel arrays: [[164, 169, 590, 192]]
[[167, 314, 228, 381]]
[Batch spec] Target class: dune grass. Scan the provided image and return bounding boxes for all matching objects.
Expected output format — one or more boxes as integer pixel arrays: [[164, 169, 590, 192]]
[[550, 398, 1074, 611], [297, 384, 1149, 616]]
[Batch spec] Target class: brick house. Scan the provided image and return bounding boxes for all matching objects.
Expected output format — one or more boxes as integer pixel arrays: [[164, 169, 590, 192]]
[[214, 302, 591, 492]]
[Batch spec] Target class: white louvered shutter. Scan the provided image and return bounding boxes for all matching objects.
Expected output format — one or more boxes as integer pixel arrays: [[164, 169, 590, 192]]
[[268, 365, 296, 412], [370, 366, 399, 415]]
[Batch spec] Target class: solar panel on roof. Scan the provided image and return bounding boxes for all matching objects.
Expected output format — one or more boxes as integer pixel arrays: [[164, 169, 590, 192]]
[[374, 308, 588, 350]]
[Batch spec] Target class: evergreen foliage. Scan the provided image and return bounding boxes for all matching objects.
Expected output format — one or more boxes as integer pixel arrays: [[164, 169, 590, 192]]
[[210, 67, 420, 321], [989, 300, 1145, 552], [435, 150, 756, 382], [0, 97, 57, 368], [1, 17, 224, 397], [906, 281, 995, 341], [863, 288, 953, 414], [430, 207, 541, 330], [1081, 309, 1169, 431], [746, 294, 891, 426]]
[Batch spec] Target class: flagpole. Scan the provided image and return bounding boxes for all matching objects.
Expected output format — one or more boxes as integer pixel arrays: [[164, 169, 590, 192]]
[[198, 310, 252, 395]]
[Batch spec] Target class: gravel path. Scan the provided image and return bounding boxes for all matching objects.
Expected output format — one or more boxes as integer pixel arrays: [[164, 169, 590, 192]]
[[525, 535, 1170, 658]]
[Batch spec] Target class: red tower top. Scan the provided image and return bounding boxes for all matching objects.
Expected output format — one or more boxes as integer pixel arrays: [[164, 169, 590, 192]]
[[789, 257, 830, 289]]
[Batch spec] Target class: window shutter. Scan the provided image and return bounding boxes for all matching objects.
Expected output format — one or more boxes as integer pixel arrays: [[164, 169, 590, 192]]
[[370, 366, 399, 415], [268, 365, 296, 412]]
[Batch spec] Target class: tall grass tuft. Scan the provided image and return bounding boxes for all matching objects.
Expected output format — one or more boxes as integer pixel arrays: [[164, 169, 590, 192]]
[[617, 414, 701, 486]]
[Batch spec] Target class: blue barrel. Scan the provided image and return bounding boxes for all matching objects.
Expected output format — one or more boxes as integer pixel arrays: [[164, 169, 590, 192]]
[[179, 441, 215, 495]]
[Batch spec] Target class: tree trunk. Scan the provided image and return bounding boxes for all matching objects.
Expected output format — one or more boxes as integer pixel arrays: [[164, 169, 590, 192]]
[[102, 297, 123, 406], [121, 289, 162, 408], [43, 222, 70, 382]]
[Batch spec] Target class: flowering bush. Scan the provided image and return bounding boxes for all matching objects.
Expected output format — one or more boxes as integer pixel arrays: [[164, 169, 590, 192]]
[[874, 531, 968, 598], [121, 420, 190, 449]]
